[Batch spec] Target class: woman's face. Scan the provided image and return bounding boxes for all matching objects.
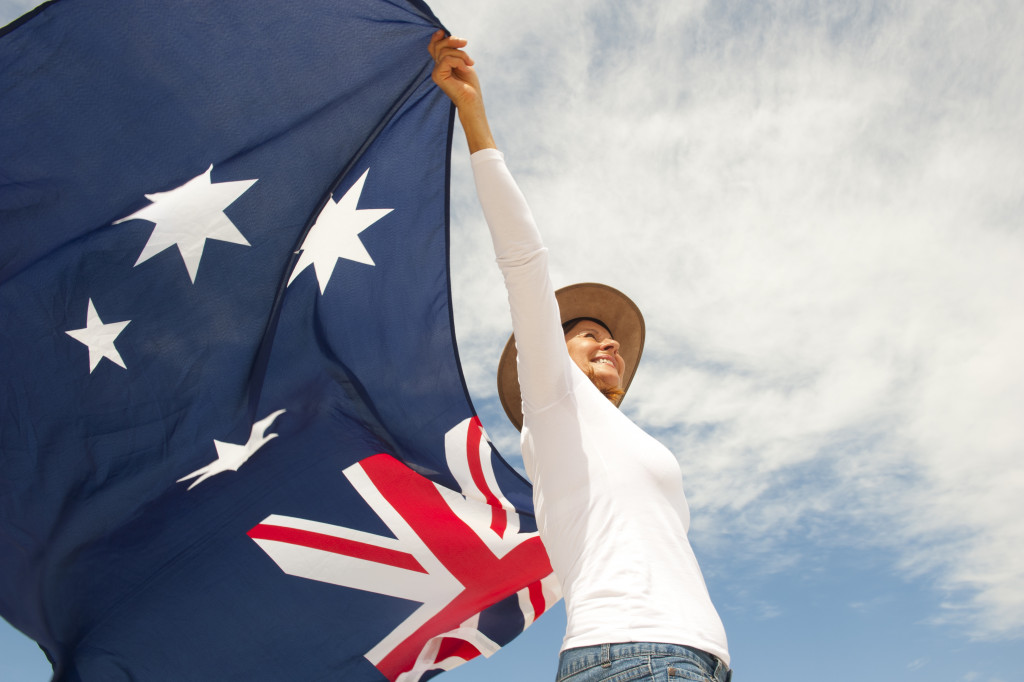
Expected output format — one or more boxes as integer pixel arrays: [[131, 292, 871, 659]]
[[564, 319, 625, 390]]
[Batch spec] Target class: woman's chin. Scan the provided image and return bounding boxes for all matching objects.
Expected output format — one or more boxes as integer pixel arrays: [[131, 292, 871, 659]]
[[590, 371, 621, 392]]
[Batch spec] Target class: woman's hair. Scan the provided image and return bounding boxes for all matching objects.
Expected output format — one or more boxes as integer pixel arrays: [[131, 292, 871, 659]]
[[561, 317, 613, 337], [592, 376, 625, 406], [563, 317, 626, 406]]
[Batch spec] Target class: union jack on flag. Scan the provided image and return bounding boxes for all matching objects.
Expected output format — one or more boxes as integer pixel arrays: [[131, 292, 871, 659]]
[[0, 1, 557, 680], [250, 417, 558, 681]]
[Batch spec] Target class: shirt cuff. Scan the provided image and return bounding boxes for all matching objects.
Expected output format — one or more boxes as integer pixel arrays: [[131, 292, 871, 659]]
[[470, 147, 504, 166]]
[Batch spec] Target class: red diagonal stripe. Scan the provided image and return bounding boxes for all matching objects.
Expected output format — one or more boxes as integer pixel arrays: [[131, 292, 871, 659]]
[[466, 416, 507, 538], [435, 637, 481, 663], [528, 579, 546, 619], [247, 523, 426, 574]]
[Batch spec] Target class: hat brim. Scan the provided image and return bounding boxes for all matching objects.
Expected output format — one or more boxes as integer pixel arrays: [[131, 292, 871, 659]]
[[497, 282, 645, 431]]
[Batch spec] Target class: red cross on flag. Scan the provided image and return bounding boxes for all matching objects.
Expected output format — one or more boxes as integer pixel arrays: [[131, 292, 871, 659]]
[[248, 417, 560, 681]]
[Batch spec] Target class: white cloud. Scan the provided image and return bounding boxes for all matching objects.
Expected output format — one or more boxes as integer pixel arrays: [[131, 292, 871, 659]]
[[437, 0, 1024, 640], [0, 0, 35, 25]]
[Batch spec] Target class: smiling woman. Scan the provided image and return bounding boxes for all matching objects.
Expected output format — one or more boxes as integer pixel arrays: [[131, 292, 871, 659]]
[[496, 282, 645, 431], [563, 318, 624, 392], [429, 30, 732, 682]]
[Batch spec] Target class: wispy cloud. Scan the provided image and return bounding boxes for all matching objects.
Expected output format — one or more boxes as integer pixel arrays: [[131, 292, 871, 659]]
[[0, 0, 34, 26], [438, 0, 1024, 640]]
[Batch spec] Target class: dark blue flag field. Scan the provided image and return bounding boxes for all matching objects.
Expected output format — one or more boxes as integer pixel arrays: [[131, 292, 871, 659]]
[[0, 2, 557, 680]]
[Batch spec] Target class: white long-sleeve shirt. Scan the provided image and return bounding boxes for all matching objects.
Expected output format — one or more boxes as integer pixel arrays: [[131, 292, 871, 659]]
[[471, 148, 729, 663]]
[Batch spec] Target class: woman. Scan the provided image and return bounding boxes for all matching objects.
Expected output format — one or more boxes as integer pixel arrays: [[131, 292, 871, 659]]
[[429, 31, 732, 682]]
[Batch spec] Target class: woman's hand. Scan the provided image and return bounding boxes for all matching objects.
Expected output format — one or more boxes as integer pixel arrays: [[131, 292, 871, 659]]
[[428, 30, 482, 111], [428, 30, 496, 152]]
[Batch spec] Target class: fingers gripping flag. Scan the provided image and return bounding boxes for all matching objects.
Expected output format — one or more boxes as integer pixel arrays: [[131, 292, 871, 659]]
[[0, 2, 557, 680]]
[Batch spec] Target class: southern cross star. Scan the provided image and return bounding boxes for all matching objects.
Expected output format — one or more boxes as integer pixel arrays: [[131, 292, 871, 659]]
[[288, 168, 393, 294], [177, 409, 287, 490], [65, 298, 131, 373], [114, 165, 257, 283]]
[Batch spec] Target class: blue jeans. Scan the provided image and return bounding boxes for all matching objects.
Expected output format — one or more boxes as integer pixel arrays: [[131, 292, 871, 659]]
[[556, 642, 732, 682]]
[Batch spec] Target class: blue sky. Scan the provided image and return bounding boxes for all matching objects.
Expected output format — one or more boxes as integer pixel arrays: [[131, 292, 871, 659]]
[[3, 0, 1024, 681]]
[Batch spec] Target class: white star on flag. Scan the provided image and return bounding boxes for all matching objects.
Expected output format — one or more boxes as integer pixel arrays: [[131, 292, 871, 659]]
[[288, 168, 393, 294], [65, 299, 131, 373], [114, 165, 257, 283], [177, 409, 286, 490]]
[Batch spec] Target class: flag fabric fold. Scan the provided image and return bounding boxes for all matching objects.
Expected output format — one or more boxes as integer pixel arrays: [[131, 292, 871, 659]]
[[0, 2, 556, 680]]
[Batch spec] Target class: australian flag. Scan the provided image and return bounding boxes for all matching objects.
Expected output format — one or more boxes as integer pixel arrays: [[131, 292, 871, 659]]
[[0, 2, 558, 680]]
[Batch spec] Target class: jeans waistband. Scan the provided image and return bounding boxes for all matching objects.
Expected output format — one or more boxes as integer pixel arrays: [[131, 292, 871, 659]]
[[565, 642, 732, 681]]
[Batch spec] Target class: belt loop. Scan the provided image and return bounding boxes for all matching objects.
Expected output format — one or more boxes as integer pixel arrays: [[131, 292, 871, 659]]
[[601, 643, 612, 668]]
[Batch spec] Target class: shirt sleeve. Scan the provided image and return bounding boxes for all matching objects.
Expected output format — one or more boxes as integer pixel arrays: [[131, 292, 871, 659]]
[[470, 148, 575, 414]]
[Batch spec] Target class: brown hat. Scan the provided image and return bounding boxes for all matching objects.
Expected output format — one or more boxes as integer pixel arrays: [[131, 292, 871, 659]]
[[496, 282, 645, 431]]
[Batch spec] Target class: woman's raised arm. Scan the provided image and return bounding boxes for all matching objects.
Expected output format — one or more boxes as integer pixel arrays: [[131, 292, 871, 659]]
[[428, 30, 496, 154]]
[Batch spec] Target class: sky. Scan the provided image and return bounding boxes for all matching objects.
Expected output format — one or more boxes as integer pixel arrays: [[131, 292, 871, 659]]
[[3, 1, 1023, 681]]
